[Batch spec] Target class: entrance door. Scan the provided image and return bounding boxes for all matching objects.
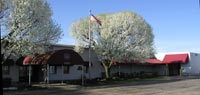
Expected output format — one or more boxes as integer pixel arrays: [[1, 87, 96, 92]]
[[168, 63, 181, 76], [31, 65, 42, 82], [19, 66, 29, 82]]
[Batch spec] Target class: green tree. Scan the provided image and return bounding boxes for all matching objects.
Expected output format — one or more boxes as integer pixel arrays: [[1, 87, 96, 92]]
[[1, 0, 62, 63], [69, 11, 155, 79]]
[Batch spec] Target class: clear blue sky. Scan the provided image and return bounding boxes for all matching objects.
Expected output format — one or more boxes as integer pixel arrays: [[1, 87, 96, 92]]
[[47, 0, 200, 53]]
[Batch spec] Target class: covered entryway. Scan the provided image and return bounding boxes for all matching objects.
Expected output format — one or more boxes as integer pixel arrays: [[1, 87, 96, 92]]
[[163, 54, 188, 76], [17, 49, 86, 83]]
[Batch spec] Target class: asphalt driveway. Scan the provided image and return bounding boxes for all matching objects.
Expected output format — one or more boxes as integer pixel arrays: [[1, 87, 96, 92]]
[[4, 76, 200, 95]]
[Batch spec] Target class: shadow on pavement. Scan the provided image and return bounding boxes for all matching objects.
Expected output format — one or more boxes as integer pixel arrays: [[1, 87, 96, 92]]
[[3, 76, 200, 95], [84, 76, 200, 89]]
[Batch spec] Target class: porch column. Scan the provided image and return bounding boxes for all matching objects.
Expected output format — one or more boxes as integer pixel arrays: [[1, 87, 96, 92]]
[[118, 64, 121, 77], [47, 64, 49, 84], [165, 64, 169, 76], [81, 65, 84, 86], [61, 64, 63, 84], [28, 63, 31, 86], [130, 64, 132, 74]]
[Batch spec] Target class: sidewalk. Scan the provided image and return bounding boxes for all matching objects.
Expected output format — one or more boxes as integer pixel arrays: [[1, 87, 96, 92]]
[[32, 83, 82, 90], [161, 75, 200, 80]]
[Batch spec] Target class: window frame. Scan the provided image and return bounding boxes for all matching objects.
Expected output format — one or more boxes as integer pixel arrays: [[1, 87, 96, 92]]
[[49, 66, 57, 74], [3, 65, 10, 75]]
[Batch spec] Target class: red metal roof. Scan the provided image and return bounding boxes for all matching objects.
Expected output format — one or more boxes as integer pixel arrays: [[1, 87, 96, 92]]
[[146, 59, 163, 64], [146, 53, 188, 65], [162, 53, 188, 64]]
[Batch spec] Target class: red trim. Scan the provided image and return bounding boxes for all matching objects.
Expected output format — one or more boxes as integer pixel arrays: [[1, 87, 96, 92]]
[[23, 56, 32, 65]]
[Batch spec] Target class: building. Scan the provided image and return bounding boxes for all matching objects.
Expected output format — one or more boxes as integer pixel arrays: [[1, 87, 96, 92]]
[[110, 52, 200, 78], [2, 44, 200, 86], [154, 52, 200, 76], [2, 44, 103, 85]]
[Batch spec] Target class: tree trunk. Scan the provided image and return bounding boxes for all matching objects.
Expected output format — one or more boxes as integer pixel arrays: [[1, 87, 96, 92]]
[[104, 66, 109, 79], [102, 63, 110, 79]]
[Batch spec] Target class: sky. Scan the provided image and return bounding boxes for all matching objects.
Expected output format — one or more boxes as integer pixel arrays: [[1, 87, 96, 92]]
[[47, 0, 200, 53]]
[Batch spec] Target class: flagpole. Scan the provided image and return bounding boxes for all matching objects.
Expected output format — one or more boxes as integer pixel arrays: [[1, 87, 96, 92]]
[[88, 10, 92, 80]]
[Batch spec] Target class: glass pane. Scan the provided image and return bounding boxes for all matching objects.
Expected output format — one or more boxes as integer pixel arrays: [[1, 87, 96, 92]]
[[3, 66, 9, 75], [63, 66, 69, 74]]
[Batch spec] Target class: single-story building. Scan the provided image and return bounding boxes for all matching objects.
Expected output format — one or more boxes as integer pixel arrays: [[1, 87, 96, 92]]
[[2, 44, 200, 86], [110, 52, 200, 77], [154, 52, 200, 76], [2, 44, 103, 85]]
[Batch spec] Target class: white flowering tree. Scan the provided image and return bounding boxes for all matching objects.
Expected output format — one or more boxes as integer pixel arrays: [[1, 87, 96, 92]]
[[1, 0, 62, 63], [69, 11, 155, 79]]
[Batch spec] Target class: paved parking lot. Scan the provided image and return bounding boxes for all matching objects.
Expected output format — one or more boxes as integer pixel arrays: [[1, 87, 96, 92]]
[[4, 76, 200, 95]]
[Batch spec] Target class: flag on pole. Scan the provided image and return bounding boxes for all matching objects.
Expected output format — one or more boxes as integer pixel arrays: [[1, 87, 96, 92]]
[[90, 14, 101, 25]]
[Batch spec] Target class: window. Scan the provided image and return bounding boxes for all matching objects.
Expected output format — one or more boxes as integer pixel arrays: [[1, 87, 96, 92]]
[[3, 66, 10, 75], [49, 66, 57, 74], [63, 65, 70, 74], [77, 66, 82, 70], [86, 66, 89, 73], [77, 66, 88, 73]]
